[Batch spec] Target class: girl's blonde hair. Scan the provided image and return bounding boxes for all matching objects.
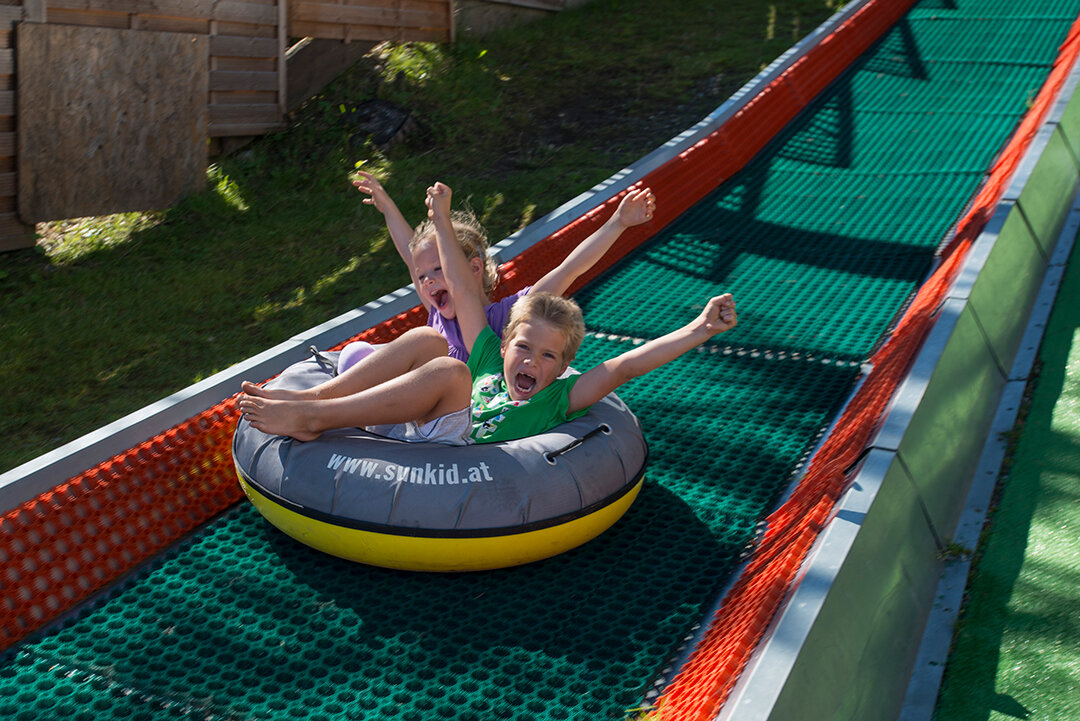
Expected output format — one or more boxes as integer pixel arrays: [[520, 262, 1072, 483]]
[[503, 292, 586, 363], [410, 211, 498, 296]]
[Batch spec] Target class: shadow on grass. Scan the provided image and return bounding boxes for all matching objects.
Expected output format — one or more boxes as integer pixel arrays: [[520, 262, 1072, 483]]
[[932, 240, 1080, 720]]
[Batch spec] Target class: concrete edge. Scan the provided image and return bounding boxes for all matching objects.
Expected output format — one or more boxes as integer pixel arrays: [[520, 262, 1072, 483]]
[[896, 194, 1080, 721]]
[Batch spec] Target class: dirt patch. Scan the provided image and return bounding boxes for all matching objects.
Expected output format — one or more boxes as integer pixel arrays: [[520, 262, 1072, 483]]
[[495, 71, 736, 172]]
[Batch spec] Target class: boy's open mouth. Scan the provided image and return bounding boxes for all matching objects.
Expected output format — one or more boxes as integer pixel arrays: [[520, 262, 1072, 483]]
[[514, 372, 536, 395]]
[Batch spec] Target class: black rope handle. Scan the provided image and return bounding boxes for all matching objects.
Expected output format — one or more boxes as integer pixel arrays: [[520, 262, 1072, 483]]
[[543, 424, 612, 465]]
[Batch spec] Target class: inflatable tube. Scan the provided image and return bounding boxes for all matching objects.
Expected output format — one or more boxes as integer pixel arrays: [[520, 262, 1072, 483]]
[[232, 352, 649, 572]]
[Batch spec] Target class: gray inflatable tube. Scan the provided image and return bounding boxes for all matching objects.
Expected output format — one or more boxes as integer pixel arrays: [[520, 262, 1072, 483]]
[[232, 352, 650, 572]]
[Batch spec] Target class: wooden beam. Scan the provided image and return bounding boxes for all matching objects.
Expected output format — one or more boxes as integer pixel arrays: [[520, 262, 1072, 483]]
[[209, 102, 283, 125], [291, 3, 449, 29], [209, 120, 287, 137], [476, 0, 560, 11], [211, 34, 279, 58], [210, 69, 280, 92], [215, 1, 279, 26], [0, 212, 35, 251]]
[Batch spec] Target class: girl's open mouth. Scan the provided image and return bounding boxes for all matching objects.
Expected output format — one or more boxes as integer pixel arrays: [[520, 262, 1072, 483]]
[[432, 289, 449, 309]]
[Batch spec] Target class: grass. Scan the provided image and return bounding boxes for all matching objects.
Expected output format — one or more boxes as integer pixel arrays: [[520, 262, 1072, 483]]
[[932, 241, 1080, 721], [0, 0, 839, 475]]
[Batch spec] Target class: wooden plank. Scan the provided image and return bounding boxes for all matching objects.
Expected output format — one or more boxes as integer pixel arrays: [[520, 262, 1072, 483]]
[[210, 69, 279, 91], [0, 131, 14, 158], [209, 102, 282, 124], [291, 3, 449, 29], [44, 0, 214, 18], [0, 209, 31, 232], [210, 33, 278, 58], [45, 9, 130, 28], [214, 56, 276, 72], [215, 21, 275, 37], [0, 169, 14, 196], [209, 120, 286, 137], [129, 16, 210, 33], [211, 90, 277, 104], [17, 24, 208, 223], [0, 49, 10, 75], [291, 21, 447, 42], [277, 0, 286, 115], [47, 0, 278, 27], [45, 0, 141, 13], [480, 0, 560, 10], [292, 0, 450, 17], [0, 90, 13, 116], [133, 0, 215, 18], [140, 0, 215, 17], [0, 212, 35, 252], [214, 0, 278, 26], [0, 6, 24, 24]]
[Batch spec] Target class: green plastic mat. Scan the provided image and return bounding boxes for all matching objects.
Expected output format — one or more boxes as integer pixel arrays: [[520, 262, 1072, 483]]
[[932, 238, 1080, 720], [5, 1, 1079, 719]]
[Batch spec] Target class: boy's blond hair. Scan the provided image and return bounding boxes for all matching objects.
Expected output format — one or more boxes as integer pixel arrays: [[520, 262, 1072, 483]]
[[503, 292, 586, 363], [410, 211, 498, 295]]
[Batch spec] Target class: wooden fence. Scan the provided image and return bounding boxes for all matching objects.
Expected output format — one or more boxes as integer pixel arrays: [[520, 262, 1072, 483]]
[[3, 0, 453, 249], [2, 0, 592, 249], [0, 2, 24, 249]]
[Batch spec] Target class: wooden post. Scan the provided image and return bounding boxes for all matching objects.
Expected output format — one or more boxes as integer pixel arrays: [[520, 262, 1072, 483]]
[[278, 0, 287, 116]]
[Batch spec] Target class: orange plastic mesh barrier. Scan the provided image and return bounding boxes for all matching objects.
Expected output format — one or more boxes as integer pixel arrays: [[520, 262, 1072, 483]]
[[652, 13, 1080, 721]]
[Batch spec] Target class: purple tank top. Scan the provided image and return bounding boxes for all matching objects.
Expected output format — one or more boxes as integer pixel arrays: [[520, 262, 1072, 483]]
[[428, 287, 531, 361]]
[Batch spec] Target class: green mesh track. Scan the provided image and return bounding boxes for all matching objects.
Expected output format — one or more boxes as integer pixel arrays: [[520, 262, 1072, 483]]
[[5, 2, 1079, 720]]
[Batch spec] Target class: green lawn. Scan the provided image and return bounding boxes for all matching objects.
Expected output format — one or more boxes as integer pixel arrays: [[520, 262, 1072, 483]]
[[933, 236, 1080, 721]]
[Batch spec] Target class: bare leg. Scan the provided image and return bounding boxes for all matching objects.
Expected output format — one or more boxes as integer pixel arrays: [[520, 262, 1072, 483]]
[[241, 326, 450, 402], [238, 355, 472, 441]]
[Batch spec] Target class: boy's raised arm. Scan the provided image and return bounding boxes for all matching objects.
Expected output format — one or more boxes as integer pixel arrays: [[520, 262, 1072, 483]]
[[426, 182, 488, 354], [568, 294, 737, 414], [531, 187, 656, 297]]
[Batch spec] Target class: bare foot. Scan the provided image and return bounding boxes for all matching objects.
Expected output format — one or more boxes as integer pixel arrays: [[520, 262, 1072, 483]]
[[240, 380, 318, 402], [238, 392, 322, 442]]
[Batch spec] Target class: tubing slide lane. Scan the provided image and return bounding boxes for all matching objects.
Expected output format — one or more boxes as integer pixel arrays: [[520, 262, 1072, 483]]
[[3, 1, 1080, 720]]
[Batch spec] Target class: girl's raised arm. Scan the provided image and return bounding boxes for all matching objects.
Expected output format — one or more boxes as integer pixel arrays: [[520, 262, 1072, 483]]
[[426, 183, 488, 354], [355, 171, 429, 308]]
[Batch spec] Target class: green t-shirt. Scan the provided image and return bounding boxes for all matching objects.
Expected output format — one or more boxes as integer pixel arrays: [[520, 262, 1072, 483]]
[[466, 327, 588, 444]]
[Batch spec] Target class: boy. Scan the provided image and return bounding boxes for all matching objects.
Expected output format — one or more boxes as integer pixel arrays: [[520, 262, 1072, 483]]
[[237, 183, 736, 444]]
